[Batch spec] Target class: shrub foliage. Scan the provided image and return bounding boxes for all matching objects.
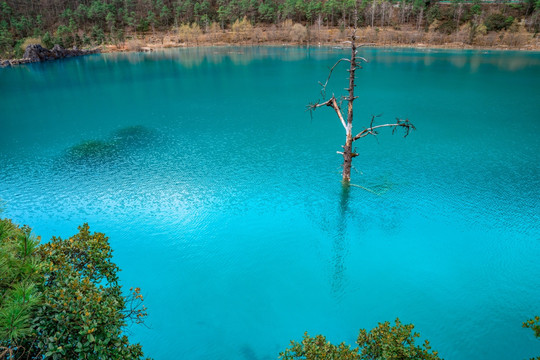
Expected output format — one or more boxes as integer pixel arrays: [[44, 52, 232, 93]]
[[524, 315, 540, 360], [0, 219, 149, 359], [280, 318, 442, 360]]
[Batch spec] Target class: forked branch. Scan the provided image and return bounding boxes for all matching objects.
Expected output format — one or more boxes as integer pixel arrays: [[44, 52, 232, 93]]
[[353, 117, 416, 141], [318, 58, 351, 99], [308, 96, 347, 130]]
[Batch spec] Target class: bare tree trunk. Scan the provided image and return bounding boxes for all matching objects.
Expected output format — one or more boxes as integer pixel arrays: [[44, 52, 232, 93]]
[[371, 2, 376, 27], [455, 3, 463, 41], [317, 14, 322, 42], [308, 30, 416, 186], [382, 2, 386, 28], [342, 35, 357, 183]]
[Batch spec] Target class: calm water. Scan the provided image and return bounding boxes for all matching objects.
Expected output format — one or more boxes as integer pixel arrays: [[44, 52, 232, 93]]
[[1, 47, 539, 359]]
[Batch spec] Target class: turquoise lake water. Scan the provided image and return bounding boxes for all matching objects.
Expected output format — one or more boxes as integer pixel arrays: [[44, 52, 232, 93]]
[[1, 47, 539, 359]]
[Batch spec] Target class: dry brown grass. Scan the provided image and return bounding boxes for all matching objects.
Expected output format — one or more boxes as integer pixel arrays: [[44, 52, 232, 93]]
[[106, 23, 538, 54], [20, 37, 43, 52], [126, 38, 145, 51], [178, 23, 202, 45], [290, 23, 307, 43], [231, 17, 253, 42]]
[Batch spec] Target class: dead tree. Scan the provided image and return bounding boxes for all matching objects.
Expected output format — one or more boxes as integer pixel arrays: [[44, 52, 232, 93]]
[[308, 31, 415, 185]]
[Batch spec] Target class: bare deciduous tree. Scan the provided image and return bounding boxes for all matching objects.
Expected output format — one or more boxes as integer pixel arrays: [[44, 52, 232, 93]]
[[309, 30, 416, 185]]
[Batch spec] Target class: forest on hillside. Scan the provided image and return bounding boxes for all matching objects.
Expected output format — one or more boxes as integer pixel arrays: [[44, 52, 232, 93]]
[[1, 0, 539, 57]]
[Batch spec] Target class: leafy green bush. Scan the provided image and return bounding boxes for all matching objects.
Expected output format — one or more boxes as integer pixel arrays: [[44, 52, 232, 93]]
[[524, 316, 540, 360], [471, 0, 483, 16], [42, 31, 53, 48], [0, 219, 150, 359], [13, 38, 25, 58], [437, 19, 458, 34], [484, 13, 514, 31], [357, 318, 441, 360], [0, 21, 14, 57], [524, 315, 540, 337], [35, 224, 149, 359], [426, 5, 441, 26], [83, 33, 91, 46], [281, 333, 359, 360], [0, 220, 42, 350], [136, 18, 150, 33], [280, 318, 441, 360], [91, 25, 105, 44]]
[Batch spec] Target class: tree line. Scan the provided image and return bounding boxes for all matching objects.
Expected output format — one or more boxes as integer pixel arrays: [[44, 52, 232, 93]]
[[0, 0, 539, 57]]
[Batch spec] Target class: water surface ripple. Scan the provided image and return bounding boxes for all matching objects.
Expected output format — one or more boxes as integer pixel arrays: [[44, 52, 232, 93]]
[[1, 47, 539, 360]]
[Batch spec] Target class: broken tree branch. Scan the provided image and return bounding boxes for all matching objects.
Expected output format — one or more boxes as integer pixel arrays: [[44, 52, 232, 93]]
[[308, 95, 348, 131], [353, 118, 416, 141], [319, 58, 351, 99]]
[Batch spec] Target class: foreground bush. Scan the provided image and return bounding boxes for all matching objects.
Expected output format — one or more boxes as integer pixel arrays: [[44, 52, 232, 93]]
[[0, 219, 149, 359], [0, 220, 42, 352], [524, 316, 540, 360], [280, 318, 442, 360]]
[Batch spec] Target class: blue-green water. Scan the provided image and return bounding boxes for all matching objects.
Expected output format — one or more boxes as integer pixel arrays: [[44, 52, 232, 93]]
[[1, 47, 539, 359]]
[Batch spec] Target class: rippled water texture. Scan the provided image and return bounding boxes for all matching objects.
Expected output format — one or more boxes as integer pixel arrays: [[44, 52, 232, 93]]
[[1, 47, 539, 359]]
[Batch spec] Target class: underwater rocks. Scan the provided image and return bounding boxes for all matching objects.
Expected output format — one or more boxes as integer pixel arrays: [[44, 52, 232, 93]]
[[64, 126, 157, 165], [66, 140, 119, 163], [0, 44, 100, 67]]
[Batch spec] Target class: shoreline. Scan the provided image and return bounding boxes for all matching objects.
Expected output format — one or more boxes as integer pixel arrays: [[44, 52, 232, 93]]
[[101, 41, 540, 53], [2, 41, 537, 68], [2, 26, 539, 67], [103, 25, 539, 53]]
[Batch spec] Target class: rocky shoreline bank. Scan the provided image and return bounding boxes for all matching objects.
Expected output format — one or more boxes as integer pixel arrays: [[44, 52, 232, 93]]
[[2, 31, 538, 69], [0, 44, 100, 68]]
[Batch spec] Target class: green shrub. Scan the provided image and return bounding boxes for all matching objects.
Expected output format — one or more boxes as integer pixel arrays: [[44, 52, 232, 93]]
[[437, 19, 458, 34], [484, 13, 514, 31], [13, 38, 25, 57], [0, 21, 14, 56], [426, 5, 441, 25], [280, 318, 441, 360], [524, 316, 540, 338], [91, 25, 105, 44], [137, 18, 150, 33], [83, 33, 91, 46], [35, 224, 149, 359], [42, 31, 53, 48], [524, 316, 540, 360], [356, 318, 441, 360], [0, 219, 150, 359], [471, 1, 482, 16], [0, 220, 42, 348]]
